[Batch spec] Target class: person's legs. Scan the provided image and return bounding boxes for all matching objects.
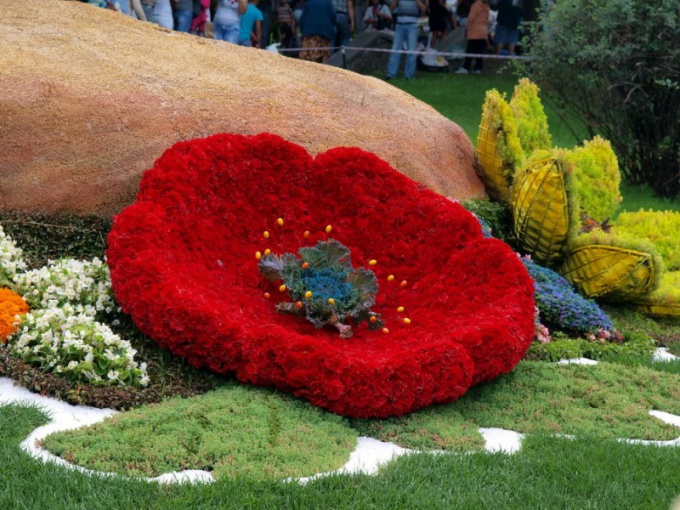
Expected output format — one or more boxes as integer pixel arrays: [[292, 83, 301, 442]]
[[403, 23, 418, 79], [335, 12, 350, 48], [142, 3, 155, 22], [224, 23, 240, 44], [470, 38, 486, 71], [260, 3, 273, 48], [213, 22, 227, 40], [173, 9, 193, 32], [495, 23, 509, 54], [386, 23, 406, 78]]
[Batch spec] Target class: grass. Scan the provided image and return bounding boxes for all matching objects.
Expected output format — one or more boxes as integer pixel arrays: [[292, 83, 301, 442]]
[[386, 71, 588, 151], [3, 405, 680, 509], [616, 183, 680, 217]]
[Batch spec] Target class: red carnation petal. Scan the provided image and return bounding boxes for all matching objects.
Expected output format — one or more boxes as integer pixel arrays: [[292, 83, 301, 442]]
[[107, 133, 535, 418]]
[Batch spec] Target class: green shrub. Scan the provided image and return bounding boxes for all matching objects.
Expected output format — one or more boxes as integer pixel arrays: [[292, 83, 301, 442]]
[[460, 198, 516, 246], [525, 332, 656, 362], [509, 78, 552, 155], [560, 137, 622, 223], [523, 0, 680, 198], [614, 210, 680, 270], [0, 212, 111, 268]]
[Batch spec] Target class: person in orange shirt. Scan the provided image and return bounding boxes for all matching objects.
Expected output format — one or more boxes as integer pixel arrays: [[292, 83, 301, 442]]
[[455, 0, 490, 74]]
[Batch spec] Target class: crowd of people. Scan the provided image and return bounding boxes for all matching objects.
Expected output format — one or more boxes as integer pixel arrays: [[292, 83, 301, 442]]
[[80, 0, 522, 71]]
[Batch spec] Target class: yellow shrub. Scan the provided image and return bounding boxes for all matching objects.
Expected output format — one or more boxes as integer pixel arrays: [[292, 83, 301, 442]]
[[509, 78, 552, 155], [614, 210, 680, 271], [560, 137, 621, 223], [632, 271, 680, 318], [476, 89, 525, 203]]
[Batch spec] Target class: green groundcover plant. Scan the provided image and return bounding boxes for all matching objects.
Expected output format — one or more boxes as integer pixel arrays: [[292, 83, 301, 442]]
[[44, 383, 357, 481], [43, 359, 680, 482]]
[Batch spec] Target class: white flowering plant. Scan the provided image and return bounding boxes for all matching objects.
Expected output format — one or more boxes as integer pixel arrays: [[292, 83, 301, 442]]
[[0, 226, 27, 286], [10, 303, 149, 387], [12, 257, 118, 315], [1, 229, 148, 388]]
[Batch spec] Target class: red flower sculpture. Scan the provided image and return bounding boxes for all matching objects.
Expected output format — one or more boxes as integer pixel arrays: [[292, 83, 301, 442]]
[[107, 133, 535, 418]]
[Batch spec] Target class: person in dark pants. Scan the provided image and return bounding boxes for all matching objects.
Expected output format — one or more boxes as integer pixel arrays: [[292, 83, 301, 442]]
[[455, 0, 489, 74], [332, 0, 355, 49], [495, 0, 522, 55]]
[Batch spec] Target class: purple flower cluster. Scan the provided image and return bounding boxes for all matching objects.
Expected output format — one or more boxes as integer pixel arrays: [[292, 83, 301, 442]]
[[522, 256, 615, 336]]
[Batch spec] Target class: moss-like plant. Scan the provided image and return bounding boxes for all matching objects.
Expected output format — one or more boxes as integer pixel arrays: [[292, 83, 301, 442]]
[[525, 331, 656, 362], [455, 361, 680, 441], [355, 360, 680, 447], [475, 90, 525, 203], [614, 210, 680, 271], [560, 137, 622, 224], [43, 383, 357, 481], [509, 78, 552, 155], [350, 408, 485, 453]]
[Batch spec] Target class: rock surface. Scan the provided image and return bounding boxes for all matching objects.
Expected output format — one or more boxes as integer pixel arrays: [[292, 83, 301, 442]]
[[0, 0, 485, 217]]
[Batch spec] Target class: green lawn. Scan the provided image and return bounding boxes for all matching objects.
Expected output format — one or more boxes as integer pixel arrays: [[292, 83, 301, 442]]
[[3, 404, 680, 510], [387, 72, 588, 150]]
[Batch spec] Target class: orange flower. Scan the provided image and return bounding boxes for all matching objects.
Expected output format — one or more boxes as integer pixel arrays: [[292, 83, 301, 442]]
[[0, 288, 29, 344]]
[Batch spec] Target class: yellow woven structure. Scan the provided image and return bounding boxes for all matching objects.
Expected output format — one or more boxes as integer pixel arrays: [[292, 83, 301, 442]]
[[559, 244, 657, 302], [512, 157, 570, 265], [476, 101, 511, 203]]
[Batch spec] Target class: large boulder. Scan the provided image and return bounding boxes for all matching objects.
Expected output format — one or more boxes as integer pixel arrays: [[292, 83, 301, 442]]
[[0, 0, 486, 217]]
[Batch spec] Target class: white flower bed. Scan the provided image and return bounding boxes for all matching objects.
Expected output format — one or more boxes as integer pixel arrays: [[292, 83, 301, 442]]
[[0, 226, 27, 284], [13, 257, 118, 313], [1, 226, 148, 387], [12, 304, 149, 386]]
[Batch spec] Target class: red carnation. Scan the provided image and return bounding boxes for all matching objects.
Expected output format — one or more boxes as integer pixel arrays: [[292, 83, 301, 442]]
[[107, 133, 535, 418]]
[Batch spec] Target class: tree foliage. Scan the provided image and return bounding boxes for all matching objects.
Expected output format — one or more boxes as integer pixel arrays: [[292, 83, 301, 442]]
[[523, 0, 680, 198]]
